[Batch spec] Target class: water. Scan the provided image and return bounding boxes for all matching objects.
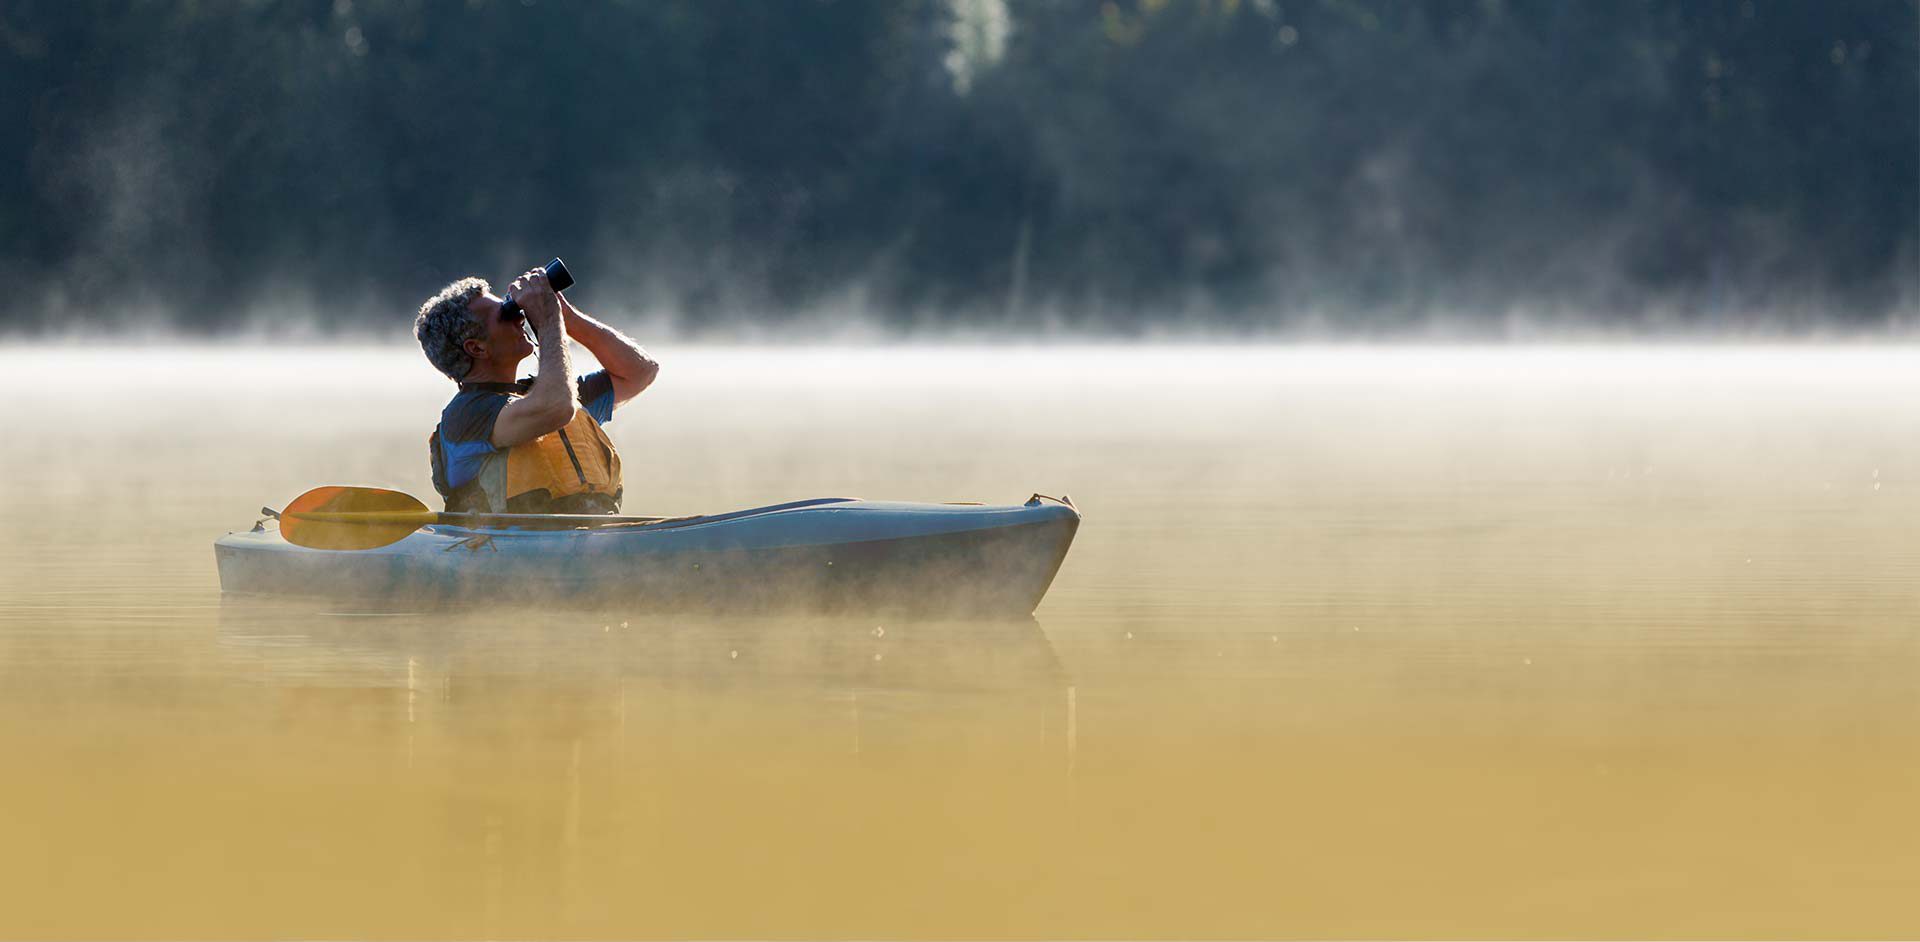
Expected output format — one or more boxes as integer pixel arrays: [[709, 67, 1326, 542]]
[[3, 345, 1918, 937]]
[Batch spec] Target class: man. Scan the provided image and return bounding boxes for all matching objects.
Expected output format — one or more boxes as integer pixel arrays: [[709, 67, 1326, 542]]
[[413, 266, 659, 514]]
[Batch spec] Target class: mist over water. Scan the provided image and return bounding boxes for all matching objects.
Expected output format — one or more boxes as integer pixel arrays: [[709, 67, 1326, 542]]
[[4, 343, 1920, 937]]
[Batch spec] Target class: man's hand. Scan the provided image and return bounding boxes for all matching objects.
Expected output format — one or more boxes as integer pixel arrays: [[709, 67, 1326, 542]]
[[507, 268, 561, 332]]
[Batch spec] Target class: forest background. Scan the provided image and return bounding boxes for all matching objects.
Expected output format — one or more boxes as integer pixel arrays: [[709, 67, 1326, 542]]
[[2, 0, 1914, 337]]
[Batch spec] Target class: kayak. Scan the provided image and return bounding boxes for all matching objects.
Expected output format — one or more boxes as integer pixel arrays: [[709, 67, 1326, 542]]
[[215, 495, 1080, 615]]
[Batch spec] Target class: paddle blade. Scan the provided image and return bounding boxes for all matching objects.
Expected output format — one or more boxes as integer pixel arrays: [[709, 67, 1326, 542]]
[[280, 486, 433, 550]]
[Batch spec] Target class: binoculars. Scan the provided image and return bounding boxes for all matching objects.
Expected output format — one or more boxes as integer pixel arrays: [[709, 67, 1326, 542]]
[[498, 257, 574, 322]]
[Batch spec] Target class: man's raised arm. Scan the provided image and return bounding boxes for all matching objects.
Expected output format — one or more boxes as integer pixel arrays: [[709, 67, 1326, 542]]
[[490, 271, 576, 449], [561, 295, 659, 405]]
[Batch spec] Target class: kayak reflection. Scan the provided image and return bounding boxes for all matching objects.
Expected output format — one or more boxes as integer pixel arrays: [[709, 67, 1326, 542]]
[[215, 598, 1074, 765]]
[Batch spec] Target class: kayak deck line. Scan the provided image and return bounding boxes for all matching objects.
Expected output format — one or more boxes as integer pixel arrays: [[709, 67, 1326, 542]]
[[280, 497, 862, 532]]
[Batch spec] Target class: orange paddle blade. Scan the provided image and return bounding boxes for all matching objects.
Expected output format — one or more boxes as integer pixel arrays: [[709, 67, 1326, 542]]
[[280, 485, 435, 551]]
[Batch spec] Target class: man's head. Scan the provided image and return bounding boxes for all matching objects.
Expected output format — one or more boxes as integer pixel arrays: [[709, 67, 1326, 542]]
[[414, 277, 534, 382]]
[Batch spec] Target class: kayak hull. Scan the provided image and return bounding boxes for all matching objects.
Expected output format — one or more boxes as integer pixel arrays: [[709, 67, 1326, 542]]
[[215, 498, 1079, 615]]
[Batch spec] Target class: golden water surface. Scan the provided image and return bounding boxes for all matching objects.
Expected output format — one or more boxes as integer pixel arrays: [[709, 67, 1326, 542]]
[[2, 345, 1918, 939]]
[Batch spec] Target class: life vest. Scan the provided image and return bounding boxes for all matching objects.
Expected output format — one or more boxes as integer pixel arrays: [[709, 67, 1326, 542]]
[[437, 406, 623, 515]]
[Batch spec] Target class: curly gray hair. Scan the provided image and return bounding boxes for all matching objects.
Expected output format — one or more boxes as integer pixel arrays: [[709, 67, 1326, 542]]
[[413, 277, 491, 381]]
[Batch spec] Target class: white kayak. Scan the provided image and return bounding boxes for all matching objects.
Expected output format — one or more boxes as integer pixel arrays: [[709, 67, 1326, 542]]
[[215, 495, 1080, 615]]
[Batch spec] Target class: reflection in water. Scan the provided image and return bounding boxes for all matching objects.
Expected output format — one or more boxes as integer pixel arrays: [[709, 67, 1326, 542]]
[[213, 601, 1071, 771], [5, 347, 1920, 937]]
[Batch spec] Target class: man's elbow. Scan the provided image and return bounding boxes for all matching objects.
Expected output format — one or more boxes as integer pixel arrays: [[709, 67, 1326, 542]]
[[535, 395, 579, 431], [621, 355, 660, 397]]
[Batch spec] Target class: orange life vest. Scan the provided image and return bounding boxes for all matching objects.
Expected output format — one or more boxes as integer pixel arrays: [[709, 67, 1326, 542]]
[[445, 407, 623, 514]]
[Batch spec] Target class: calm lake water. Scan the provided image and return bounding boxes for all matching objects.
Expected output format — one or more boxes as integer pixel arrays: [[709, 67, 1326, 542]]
[[3, 344, 1918, 938]]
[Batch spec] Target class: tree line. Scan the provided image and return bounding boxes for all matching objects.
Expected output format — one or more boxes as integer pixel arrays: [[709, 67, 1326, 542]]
[[1, 0, 1913, 335]]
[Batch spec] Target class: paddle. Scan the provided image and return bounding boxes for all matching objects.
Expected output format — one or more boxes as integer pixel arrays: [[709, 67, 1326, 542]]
[[275, 485, 669, 551]]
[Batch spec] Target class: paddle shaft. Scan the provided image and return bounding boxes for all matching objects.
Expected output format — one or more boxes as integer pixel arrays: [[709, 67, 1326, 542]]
[[287, 510, 668, 530]]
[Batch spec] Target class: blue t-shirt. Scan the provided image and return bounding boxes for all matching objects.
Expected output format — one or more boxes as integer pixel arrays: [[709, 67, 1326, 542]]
[[431, 370, 616, 500]]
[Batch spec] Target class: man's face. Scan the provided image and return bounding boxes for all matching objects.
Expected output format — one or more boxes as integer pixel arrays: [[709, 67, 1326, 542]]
[[467, 293, 536, 370]]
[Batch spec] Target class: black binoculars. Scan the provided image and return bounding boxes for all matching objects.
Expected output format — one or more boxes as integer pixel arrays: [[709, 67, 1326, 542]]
[[498, 257, 574, 322]]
